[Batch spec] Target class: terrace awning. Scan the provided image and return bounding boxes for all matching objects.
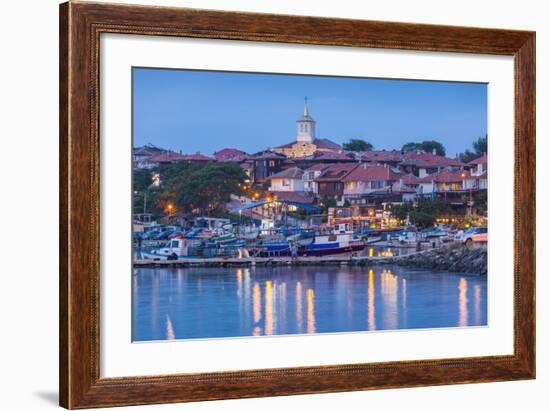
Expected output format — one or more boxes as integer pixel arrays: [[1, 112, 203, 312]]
[[231, 200, 321, 213]]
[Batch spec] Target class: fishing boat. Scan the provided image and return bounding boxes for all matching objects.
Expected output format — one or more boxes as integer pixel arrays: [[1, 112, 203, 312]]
[[211, 231, 238, 245], [239, 225, 260, 240], [251, 231, 366, 258], [139, 237, 191, 260], [283, 227, 315, 246]]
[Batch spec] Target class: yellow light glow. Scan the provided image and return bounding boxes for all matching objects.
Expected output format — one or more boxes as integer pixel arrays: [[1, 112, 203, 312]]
[[307, 288, 316, 334]]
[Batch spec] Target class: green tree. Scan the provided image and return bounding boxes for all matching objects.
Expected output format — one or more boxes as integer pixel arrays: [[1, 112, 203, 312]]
[[390, 199, 452, 228], [342, 139, 374, 152], [401, 140, 446, 156], [410, 210, 436, 228], [401, 142, 421, 152], [459, 149, 478, 163], [473, 135, 487, 155], [318, 196, 337, 214], [133, 169, 153, 192], [458, 135, 488, 163], [419, 140, 446, 156], [133, 189, 159, 215], [157, 162, 247, 215], [389, 202, 414, 221], [155, 161, 193, 183]]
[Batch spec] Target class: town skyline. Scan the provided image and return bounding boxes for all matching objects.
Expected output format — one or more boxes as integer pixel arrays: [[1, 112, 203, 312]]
[[133, 68, 487, 157]]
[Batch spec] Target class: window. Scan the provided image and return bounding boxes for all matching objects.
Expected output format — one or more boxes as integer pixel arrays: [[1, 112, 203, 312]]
[[269, 160, 275, 167], [371, 180, 385, 189]]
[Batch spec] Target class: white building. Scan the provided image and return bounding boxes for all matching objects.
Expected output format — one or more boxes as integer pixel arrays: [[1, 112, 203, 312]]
[[463, 154, 488, 190], [302, 163, 330, 194], [268, 167, 305, 192]]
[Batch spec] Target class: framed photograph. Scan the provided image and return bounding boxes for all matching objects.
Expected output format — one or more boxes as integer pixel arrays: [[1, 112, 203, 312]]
[[59, 1, 535, 408]]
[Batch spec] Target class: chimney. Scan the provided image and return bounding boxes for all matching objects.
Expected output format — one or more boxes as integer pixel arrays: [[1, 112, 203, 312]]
[[432, 148, 437, 155]]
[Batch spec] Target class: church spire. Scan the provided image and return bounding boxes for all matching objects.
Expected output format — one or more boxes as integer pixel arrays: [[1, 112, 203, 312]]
[[296, 97, 316, 143]]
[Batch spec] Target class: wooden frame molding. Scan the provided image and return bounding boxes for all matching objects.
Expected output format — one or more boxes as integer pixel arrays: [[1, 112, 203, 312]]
[[59, 1, 535, 408]]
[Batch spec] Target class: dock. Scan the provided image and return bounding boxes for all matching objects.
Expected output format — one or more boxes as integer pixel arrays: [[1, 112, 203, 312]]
[[133, 250, 428, 268]]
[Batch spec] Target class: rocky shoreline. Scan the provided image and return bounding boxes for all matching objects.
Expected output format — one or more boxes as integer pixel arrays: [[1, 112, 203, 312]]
[[371, 243, 487, 275]]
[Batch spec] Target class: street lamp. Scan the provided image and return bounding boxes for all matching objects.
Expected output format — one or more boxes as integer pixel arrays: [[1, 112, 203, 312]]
[[166, 203, 174, 217]]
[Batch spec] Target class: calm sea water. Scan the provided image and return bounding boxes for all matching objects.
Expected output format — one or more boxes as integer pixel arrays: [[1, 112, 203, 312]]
[[132, 265, 487, 342]]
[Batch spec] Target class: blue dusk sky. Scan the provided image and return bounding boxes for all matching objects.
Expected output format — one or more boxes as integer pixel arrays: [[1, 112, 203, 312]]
[[133, 67, 487, 157]]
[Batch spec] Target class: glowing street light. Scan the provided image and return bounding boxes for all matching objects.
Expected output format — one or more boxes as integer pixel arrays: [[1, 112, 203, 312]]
[[166, 203, 175, 216]]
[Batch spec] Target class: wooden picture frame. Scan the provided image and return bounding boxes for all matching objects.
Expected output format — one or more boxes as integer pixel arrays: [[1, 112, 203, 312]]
[[59, 1, 535, 408]]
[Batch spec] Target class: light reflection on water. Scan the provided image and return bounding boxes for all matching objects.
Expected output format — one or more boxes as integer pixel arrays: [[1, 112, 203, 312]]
[[132, 265, 487, 342]]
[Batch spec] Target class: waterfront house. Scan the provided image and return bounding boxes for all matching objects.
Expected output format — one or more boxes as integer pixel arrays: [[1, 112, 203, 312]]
[[418, 169, 465, 195], [273, 100, 341, 158], [268, 167, 305, 192], [361, 149, 464, 177], [399, 150, 464, 177], [133, 144, 165, 169], [314, 163, 359, 200], [463, 155, 488, 190], [342, 164, 402, 203], [302, 163, 330, 194], [399, 173, 420, 190], [250, 150, 286, 183]]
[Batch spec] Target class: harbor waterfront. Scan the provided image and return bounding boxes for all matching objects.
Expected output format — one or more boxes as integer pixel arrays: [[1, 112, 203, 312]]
[[132, 71, 489, 341], [132, 264, 487, 341]]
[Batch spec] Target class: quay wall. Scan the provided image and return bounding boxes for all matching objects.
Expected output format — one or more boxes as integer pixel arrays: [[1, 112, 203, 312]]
[[134, 243, 487, 275]]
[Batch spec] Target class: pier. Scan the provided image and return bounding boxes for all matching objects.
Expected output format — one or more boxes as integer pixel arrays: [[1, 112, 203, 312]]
[[134, 242, 487, 274], [133, 249, 427, 268]]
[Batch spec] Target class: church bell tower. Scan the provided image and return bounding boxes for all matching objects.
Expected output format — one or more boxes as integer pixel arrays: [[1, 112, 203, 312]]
[[296, 97, 316, 143]]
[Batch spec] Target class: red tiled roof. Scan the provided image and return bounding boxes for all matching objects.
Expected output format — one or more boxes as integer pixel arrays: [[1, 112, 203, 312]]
[[268, 167, 304, 180], [418, 169, 465, 183], [468, 154, 488, 165], [359, 150, 463, 168], [213, 148, 248, 161], [314, 163, 359, 182], [274, 138, 341, 150], [310, 151, 355, 161], [361, 150, 404, 162], [274, 141, 295, 149], [342, 164, 401, 183], [181, 153, 214, 161], [400, 151, 464, 167], [270, 191, 314, 204], [306, 163, 331, 172], [313, 138, 341, 150], [251, 151, 287, 160], [147, 151, 187, 162], [400, 173, 419, 185]]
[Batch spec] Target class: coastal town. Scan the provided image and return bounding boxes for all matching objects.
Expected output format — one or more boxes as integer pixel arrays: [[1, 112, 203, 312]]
[[132, 101, 488, 266]]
